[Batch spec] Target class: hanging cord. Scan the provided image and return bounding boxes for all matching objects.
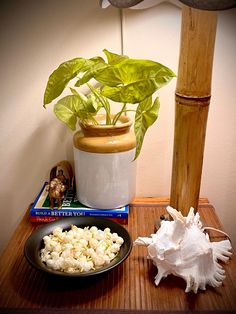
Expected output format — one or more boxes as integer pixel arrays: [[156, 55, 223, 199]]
[[119, 8, 128, 117], [203, 226, 231, 242], [119, 8, 124, 55]]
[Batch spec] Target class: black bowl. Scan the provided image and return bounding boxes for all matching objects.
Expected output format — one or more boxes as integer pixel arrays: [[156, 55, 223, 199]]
[[24, 217, 132, 277]]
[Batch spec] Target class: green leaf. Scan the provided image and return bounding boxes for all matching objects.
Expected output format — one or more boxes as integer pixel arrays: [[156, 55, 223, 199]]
[[85, 97, 98, 115], [134, 96, 160, 159], [72, 93, 98, 120], [119, 59, 175, 85], [89, 56, 105, 63], [87, 84, 111, 124], [96, 58, 175, 94], [94, 65, 124, 87], [69, 87, 79, 96], [54, 95, 78, 130], [101, 79, 158, 103], [75, 60, 107, 87], [103, 49, 129, 65], [96, 59, 175, 85], [73, 90, 88, 103], [76, 56, 129, 88], [54, 94, 98, 130], [44, 57, 95, 106], [87, 93, 102, 113]]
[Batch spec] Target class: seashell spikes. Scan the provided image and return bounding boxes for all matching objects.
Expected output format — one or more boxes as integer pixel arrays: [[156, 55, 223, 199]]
[[134, 206, 232, 293]]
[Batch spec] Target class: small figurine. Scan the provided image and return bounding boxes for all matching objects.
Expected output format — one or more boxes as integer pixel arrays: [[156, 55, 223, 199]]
[[56, 169, 67, 185], [47, 160, 74, 209], [48, 178, 66, 209]]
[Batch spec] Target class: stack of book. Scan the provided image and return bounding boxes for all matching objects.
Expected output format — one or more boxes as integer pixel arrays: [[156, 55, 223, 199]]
[[30, 182, 129, 225]]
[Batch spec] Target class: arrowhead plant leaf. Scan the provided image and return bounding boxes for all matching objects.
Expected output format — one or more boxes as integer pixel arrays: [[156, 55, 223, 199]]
[[54, 94, 98, 130], [44, 57, 100, 106], [134, 96, 160, 159], [75, 60, 108, 87], [101, 79, 158, 103], [103, 48, 129, 65], [95, 59, 175, 87], [54, 95, 79, 130]]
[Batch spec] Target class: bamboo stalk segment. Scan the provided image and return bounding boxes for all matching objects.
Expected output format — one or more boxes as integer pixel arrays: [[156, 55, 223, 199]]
[[170, 6, 217, 215], [176, 6, 217, 98]]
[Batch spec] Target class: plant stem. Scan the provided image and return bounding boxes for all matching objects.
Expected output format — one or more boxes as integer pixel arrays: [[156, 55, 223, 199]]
[[104, 98, 112, 125], [112, 103, 126, 125], [90, 116, 99, 125], [86, 83, 112, 124]]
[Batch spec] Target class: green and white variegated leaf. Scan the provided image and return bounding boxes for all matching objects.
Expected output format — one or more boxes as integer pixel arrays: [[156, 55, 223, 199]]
[[101, 79, 158, 103], [76, 53, 129, 88], [72, 92, 98, 120], [75, 50, 129, 87], [103, 49, 129, 65], [69, 87, 80, 96], [87, 84, 112, 124], [134, 96, 160, 159], [74, 90, 88, 102], [75, 60, 107, 87], [87, 93, 103, 113], [97, 59, 175, 101], [54, 95, 78, 130], [74, 56, 105, 87], [44, 57, 99, 106], [98, 59, 161, 85], [54, 94, 97, 130]]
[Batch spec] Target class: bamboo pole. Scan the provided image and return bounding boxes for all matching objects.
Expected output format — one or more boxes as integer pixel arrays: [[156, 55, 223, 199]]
[[170, 6, 217, 215]]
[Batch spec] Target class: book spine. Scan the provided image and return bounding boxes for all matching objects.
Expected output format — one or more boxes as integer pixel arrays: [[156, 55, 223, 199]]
[[32, 182, 48, 207], [30, 208, 128, 218], [30, 216, 128, 225], [30, 216, 60, 223], [30, 182, 129, 218]]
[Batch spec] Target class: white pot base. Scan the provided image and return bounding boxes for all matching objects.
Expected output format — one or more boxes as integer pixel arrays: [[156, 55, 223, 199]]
[[73, 148, 136, 209]]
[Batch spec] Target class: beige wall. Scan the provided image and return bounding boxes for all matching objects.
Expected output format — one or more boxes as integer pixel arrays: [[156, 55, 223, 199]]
[[0, 0, 235, 254], [0, 0, 121, 253]]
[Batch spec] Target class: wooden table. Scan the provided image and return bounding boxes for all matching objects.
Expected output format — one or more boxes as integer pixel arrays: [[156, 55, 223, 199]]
[[0, 198, 236, 313]]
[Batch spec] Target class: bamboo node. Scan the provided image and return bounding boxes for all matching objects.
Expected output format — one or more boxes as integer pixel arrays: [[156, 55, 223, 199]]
[[175, 93, 210, 107]]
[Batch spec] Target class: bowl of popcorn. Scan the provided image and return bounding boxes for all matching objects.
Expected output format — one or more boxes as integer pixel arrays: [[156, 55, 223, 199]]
[[24, 217, 132, 277]]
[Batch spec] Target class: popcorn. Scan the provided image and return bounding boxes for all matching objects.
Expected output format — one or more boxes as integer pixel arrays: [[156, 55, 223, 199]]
[[116, 236, 124, 245], [110, 243, 121, 253], [40, 225, 124, 273]]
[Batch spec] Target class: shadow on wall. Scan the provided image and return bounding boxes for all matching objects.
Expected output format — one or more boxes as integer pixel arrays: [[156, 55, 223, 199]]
[[0, 119, 73, 254]]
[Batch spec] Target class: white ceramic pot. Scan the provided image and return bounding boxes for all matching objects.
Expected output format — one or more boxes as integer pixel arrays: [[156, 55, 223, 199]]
[[73, 115, 136, 209]]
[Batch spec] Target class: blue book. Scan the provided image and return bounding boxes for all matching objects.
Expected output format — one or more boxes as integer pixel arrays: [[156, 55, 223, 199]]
[[30, 182, 129, 219]]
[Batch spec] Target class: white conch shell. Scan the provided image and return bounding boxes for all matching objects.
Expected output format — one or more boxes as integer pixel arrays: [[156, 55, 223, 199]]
[[134, 206, 232, 293]]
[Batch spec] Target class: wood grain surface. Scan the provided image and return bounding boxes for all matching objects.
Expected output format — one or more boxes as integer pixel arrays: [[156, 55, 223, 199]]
[[0, 198, 235, 313]]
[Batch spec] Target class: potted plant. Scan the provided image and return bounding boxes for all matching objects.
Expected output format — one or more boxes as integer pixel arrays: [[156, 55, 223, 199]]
[[43, 49, 175, 208]]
